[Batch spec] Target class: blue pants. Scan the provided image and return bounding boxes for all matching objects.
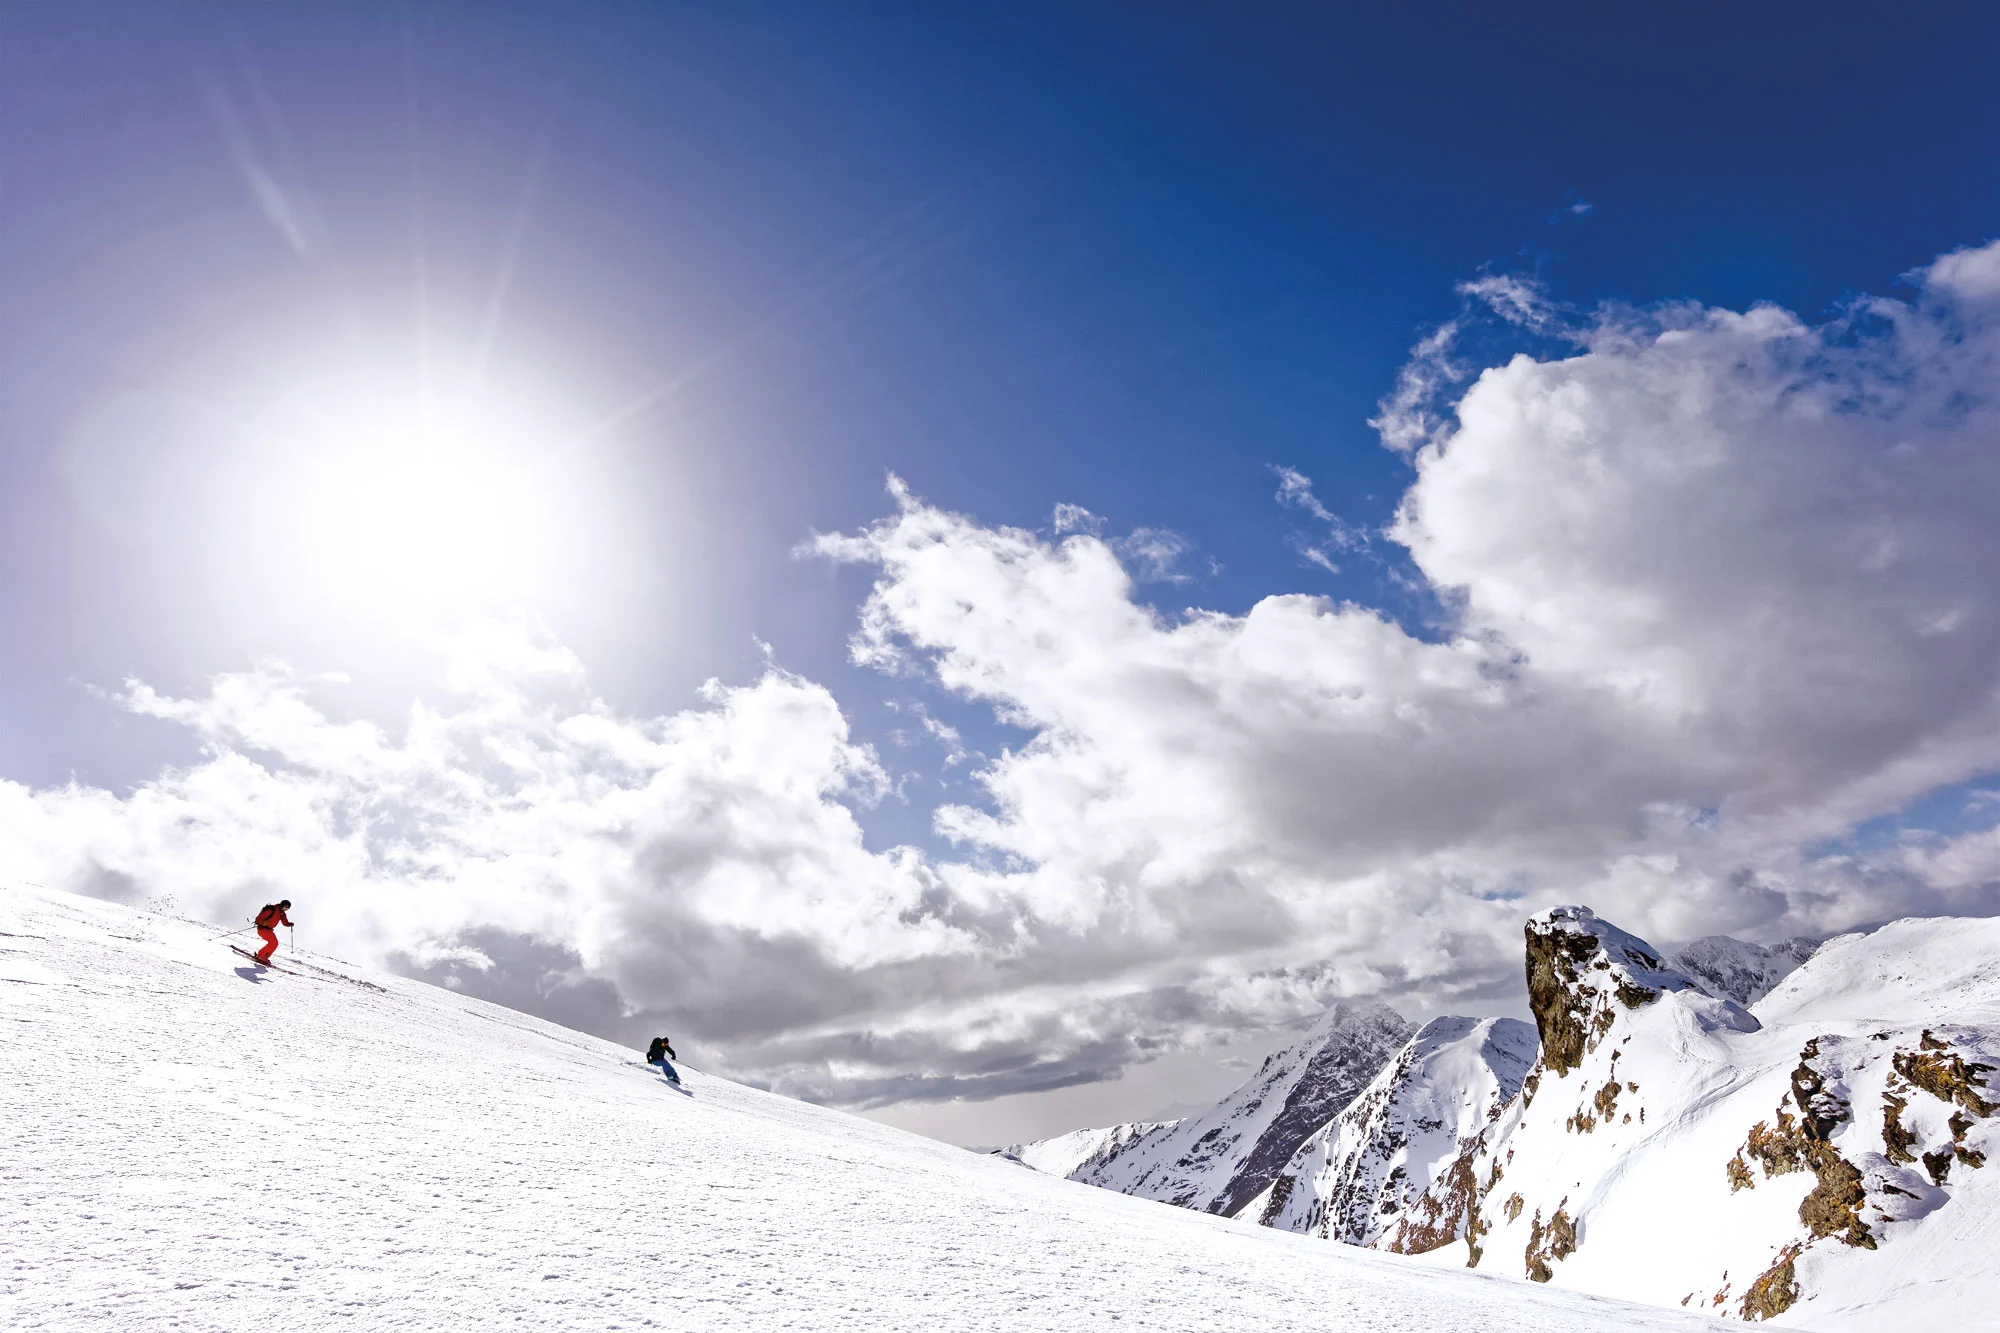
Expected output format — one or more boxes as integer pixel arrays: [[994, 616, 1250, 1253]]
[[650, 1057, 680, 1083]]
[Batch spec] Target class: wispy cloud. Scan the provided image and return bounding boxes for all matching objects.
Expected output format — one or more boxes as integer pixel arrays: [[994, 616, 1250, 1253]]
[[1271, 466, 1335, 523], [1270, 465, 1370, 574], [1051, 503, 1103, 535], [1114, 527, 1191, 583]]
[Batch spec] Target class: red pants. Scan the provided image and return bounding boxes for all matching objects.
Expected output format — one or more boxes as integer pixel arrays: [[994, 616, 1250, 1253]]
[[255, 927, 280, 963]]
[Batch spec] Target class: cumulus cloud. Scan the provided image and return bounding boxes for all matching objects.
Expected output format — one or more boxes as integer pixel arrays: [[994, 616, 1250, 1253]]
[[13, 241, 2000, 1109]]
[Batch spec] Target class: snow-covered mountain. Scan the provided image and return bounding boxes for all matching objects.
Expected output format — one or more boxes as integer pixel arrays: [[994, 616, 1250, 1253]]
[[1388, 906, 2000, 1330], [993, 1120, 1174, 1177], [1059, 1002, 1416, 1217], [1244, 1015, 1537, 1246], [2, 885, 1735, 1333], [1671, 935, 1822, 1007]]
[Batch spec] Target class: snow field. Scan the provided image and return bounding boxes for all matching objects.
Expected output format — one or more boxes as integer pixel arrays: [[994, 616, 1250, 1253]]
[[0, 886, 1732, 1332]]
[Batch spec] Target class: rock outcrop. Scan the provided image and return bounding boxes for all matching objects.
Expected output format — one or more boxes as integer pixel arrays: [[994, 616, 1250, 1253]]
[[1391, 908, 2000, 1330]]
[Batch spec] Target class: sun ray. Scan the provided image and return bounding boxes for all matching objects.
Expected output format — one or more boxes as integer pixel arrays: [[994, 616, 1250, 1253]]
[[461, 112, 560, 432], [551, 191, 965, 461]]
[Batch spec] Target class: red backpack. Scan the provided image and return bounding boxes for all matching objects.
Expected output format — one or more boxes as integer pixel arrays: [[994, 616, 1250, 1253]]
[[255, 904, 283, 928]]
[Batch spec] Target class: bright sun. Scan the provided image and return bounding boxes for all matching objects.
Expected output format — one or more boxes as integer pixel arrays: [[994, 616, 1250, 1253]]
[[249, 348, 580, 618]]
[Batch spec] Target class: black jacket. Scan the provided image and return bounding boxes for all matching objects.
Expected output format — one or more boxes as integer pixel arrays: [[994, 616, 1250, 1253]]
[[645, 1038, 677, 1063]]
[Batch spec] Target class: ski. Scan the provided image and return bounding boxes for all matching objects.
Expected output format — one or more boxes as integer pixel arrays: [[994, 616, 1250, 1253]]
[[278, 956, 388, 993], [228, 945, 300, 975]]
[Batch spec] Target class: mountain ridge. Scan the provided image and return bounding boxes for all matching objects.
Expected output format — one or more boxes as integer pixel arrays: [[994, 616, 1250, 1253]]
[[1389, 907, 2000, 1329], [1245, 1014, 1537, 1246], [1059, 1001, 1415, 1217]]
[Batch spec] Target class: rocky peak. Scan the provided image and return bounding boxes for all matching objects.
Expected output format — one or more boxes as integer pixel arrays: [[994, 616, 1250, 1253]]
[[1525, 905, 1754, 1075], [1248, 1014, 1537, 1247], [1063, 1000, 1414, 1218], [1213, 1002, 1417, 1217], [1670, 934, 1821, 1008]]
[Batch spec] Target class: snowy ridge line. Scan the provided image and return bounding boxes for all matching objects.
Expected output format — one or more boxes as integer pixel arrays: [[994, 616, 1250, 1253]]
[[2, 883, 1730, 1333]]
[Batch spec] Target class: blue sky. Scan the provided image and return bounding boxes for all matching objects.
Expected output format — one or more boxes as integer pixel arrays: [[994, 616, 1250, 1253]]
[[8, 4, 2000, 1142], [12, 3, 1998, 788]]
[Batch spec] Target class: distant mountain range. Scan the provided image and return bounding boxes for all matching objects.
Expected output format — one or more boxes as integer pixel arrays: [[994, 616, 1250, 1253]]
[[1004, 910, 1998, 1328]]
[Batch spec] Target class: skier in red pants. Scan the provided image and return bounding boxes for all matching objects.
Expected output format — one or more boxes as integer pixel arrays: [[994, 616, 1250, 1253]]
[[253, 900, 294, 963]]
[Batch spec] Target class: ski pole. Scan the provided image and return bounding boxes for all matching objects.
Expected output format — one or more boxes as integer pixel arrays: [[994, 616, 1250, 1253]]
[[213, 924, 258, 942]]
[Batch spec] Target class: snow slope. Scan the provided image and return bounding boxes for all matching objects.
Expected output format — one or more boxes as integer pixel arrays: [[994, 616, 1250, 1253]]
[[1390, 906, 2000, 1330], [1246, 1015, 1537, 1246], [1671, 936, 1821, 1008], [0, 886, 1729, 1332], [1066, 1002, 1415, 1216]]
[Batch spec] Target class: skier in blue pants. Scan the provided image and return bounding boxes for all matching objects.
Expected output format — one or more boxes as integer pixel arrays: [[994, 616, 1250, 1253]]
[[645, 1036, 681, 1084]]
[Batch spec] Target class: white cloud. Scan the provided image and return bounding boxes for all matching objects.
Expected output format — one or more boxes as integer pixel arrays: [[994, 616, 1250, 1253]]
[[1271, 465, 1336, 523], [1369, 319, 1465, 454], [1271, 465, 1371, 567], [1457, 274, 1558, 331], [1050, 502, 1102, 535], [1294, 542, 1341, 575], [1112, 527, 1192, 583], [15, 241, 2000, 1111]]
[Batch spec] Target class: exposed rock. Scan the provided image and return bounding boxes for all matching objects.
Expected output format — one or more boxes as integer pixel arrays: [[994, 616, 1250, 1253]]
[[1385, 1138, 1481, 1257], [1524, 907, 1750, 1078], [1391, 908, 2000, 1325], [1525, 919, 1604, 1075], [1892, 1034, 1998, 1117], [1881, 1091, 1918, 1164], [1734, 1041, 1876, 1250], [1523, 1204, 1577, 1283], [1798, 1146, 1873, 1250], [1739, 1244, 1802, 1321]]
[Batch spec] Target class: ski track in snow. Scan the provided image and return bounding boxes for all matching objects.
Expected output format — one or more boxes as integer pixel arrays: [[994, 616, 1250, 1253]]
[[0, 886, 1730, 1332]]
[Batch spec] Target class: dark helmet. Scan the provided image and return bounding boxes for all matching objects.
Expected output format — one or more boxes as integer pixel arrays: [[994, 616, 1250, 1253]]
[[278, 899, 292, 908]]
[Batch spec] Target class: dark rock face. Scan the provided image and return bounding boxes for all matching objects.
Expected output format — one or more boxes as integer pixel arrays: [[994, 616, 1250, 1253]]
[[1068, 1002, 1413, 1218], [1525, 923, 1600, 1076], [1211, 1005, 1416, 1218], [1522, 905, 1722, 1077], [1395, 906, 1757, 1268], [1259, 1015, 1536, 1249]]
